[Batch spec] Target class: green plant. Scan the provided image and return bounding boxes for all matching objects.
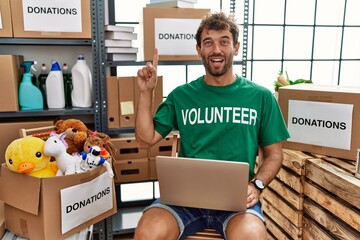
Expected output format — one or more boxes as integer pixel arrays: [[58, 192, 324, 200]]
[[274, 71, 312, 92]]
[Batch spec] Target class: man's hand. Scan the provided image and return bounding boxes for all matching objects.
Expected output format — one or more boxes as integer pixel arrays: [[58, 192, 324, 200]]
[[136, 48, 159, 92], [247, 182, 261, 208]]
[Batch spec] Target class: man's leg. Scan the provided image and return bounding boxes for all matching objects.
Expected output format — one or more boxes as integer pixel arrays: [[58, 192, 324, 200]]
[[226, 213, 267, 240], [134, 207, 180, 240]]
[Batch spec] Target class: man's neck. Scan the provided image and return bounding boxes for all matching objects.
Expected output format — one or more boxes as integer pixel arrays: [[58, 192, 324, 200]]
[[204, 72, 237, 86]]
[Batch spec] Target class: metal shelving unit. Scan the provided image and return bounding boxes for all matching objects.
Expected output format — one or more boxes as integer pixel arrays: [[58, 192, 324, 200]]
[[0, 0, 101, 131]]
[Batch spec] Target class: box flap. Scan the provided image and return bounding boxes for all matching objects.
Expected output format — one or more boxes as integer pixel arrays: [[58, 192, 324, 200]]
[[280, 84, 360, 93], [0, 164, 41, 215]]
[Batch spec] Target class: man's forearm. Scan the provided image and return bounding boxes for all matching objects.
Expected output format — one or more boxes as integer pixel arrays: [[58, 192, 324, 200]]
[[254, 143, 284, 186], [135, 91, 156, 147]]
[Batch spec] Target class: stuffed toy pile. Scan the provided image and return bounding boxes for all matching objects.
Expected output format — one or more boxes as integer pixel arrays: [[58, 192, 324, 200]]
[[4, 118, 116, 178]]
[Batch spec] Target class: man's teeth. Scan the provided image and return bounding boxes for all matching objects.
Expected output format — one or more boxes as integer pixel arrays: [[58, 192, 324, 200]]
[[211, 59, 223, 62]]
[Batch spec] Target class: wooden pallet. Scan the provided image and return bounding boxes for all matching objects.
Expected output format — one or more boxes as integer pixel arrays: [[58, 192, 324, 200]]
[[261, 149, 309, 239], [304, 157, 360, 239]]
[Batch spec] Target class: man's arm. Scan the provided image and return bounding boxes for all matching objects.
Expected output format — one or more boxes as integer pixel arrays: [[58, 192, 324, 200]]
[[247, 142, 284, 207], [135, 48, 163, 148]]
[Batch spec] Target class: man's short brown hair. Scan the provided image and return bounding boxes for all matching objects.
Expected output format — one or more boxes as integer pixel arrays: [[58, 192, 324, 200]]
[[195, 12, 239, 47]]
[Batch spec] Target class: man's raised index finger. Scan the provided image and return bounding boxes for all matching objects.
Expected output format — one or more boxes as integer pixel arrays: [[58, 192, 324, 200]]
[[153, 48, 159, 69]]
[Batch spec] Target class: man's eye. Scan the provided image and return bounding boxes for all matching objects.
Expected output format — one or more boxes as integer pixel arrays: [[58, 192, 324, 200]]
[[203, 41, 212, 46], [221, 40, 230, 45]]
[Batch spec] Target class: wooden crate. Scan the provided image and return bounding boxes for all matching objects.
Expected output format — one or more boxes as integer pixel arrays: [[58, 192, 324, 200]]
[[304, 157, 360, 239], [261, 149, 310, 239]]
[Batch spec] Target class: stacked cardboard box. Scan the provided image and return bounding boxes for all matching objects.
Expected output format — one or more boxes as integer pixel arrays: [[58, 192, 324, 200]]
[[106, 76, 163, 129], [111, 133, 177, 183]]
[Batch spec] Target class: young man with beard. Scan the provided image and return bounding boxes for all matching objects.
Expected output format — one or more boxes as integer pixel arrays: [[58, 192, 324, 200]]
[[134, 12, 290, 240]]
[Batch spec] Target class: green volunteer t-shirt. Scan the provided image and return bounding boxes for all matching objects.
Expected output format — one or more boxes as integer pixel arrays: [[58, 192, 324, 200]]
[[153, 75, 290, 178]]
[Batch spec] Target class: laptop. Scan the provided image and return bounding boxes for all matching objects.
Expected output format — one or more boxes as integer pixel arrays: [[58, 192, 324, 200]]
[[156, 156, 250, 212]]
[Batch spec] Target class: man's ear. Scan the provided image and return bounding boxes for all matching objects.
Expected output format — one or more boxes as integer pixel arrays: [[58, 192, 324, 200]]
[[234, 41, 240, 56], [196, 44, 201, 58]]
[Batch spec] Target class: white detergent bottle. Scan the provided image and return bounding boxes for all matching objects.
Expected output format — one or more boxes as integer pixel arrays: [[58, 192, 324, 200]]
[[71, 54, 92, 107], [46, 60, 65, 109]]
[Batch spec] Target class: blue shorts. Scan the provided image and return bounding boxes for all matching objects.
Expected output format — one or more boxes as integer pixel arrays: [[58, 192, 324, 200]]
[[144, 199, 265, 240]]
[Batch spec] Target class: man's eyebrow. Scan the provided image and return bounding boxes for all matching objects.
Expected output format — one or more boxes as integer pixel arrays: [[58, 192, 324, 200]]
[[202, 35, 231, 42]]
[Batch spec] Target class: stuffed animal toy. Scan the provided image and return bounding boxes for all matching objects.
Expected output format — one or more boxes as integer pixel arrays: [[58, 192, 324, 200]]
[[44, 132, 82, 176], [54, 119, 89, 155], [80, 146, 114, 178], [83, 130, 116, 160], [5, 136, 57, 178]]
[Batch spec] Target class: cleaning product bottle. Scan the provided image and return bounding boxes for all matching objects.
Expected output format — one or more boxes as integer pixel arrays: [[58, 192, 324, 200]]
[[71, 54, 92, 107], [46, 60, 65, 109], [38, 63, 48, 108], [63, 63, 73, 108], [19, 61, 44, 110]]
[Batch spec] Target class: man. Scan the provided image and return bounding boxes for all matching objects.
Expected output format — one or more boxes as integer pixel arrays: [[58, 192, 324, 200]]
[[135, 11, 290, 240]]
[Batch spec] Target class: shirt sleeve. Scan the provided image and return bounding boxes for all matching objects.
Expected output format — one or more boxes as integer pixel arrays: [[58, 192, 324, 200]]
[[259, 90, 290, 147], [153, 92, 177, 138]]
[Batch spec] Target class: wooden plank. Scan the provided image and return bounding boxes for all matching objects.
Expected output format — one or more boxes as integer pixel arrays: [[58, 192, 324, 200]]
[[305, 158, 360, 208], [283, 149, 311, 175], [268, 178, 304, 210], [304, 180, 360, 232], [262, 188, 302, 227], [303, 199, 360, 240], [264, 214, 293, 240], [262, 198, 302, 239], [276, 167, 304, 194], [302, 216, 333, 240], [184, 229, 223, 240]]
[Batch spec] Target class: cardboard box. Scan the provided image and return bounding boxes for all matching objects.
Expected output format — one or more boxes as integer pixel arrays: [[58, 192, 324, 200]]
[[278, 84, 360, 161], [106, 76, 120, 129], [106, 76, 162, 129], [0, 201, 4, 239], [143, 7, 210, 61], [111, 137, 148, 161], [113, 158, 149, 183], [10, 0, 91, 38], [0, 55, 23, 112], [148, 135, 174, 157], [0, 120, 54, 164], [0, 164, 117, 240], [0, 0, 13, 37], [118, 77, 135, 128], [149, 157, 157, 180]]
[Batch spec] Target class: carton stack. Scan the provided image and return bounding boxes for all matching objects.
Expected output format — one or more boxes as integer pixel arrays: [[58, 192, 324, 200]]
[[111, 133, 177, 183], [106, 76, 163, 129], [104, 25, 138, 61]]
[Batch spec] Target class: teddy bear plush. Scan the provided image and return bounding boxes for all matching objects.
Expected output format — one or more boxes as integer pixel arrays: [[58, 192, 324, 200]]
[[54, 119, 89, 155]]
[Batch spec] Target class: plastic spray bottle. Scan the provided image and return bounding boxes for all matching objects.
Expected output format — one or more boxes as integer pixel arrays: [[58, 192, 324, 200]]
[[71, 55, 92, 107], [46, 60, 65, 109], [63, 63, 73, 108], [37, 63, 48, 108], [19, 61, 44, 110]]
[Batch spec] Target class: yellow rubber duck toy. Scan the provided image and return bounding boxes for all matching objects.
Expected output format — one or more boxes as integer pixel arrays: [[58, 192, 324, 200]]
[[5, 136, 58, 178]]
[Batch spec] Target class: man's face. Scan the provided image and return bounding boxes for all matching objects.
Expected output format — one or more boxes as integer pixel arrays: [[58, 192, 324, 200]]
[[196, 29, 240, 77]]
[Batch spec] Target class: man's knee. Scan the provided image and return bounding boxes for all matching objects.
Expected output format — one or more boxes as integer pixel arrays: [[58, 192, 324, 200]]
[[226, 214, 266, 240], [134, 208, 180, 240]]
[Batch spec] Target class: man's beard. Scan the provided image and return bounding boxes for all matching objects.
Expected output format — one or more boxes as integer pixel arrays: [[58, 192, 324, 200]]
[[201, 54, 233, 77]]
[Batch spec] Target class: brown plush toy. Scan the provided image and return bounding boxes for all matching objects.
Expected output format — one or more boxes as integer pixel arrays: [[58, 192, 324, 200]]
[[54, 119, 89, 155], [84, 130, 116, 160]]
